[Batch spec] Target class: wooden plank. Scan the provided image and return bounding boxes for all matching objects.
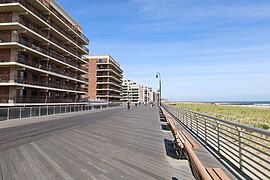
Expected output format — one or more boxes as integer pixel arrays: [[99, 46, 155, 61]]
[[19, 145, 47, 180], [206, 168, 220, 179], [213, 168, 230, 180], [30, 142, 74, 180], [7, 149, 29, 180], [181, 131, 199, 148], [0, 153, 12, 180], [0, 107, 203, 179]]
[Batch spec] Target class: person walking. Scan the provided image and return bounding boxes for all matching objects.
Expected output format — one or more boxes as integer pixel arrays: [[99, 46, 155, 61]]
[[127, 102, 130, 110]]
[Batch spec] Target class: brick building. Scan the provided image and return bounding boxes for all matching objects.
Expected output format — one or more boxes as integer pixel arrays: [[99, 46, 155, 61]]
[[85, 55, 123, 102]]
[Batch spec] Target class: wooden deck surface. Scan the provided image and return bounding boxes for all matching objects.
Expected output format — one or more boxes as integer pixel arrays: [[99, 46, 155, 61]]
[[0, 106, 194, 180]]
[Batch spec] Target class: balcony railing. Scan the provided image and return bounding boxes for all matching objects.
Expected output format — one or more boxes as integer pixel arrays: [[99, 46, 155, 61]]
[[0, 34, 87, 72], [0, 55, 89, 82], [0, 0, 89, 50], [36, 0, 89, 43], [19, 16, 83, 56], [0, 74, 86, 92]]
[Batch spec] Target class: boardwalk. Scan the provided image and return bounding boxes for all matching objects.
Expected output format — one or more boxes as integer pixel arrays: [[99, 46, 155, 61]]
[[0, 106, 194, 180]]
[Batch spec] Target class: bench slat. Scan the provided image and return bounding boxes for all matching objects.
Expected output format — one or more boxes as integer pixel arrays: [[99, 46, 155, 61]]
[[181, 131, 199, 148], [206, 168, 221, 180], [213, 168, 230, 180]]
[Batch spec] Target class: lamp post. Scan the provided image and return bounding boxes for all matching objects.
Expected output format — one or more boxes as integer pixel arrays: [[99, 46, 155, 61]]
[[156, 72, 161, 105]]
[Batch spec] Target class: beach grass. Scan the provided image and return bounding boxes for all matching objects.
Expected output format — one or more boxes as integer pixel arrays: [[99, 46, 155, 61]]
[[171, 103, 270, 130]]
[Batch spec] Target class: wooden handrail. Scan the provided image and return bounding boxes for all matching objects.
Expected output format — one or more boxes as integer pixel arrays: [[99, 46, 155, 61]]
[[184, 142, 212, 180]]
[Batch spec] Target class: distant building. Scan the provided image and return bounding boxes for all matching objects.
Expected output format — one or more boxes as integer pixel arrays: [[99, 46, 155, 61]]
[[142, 85, 154, 105], [86, 55, 123, 102], [121, 78, 157, 105], [121, 78, 140, 103], [0, 0, 89, 106]]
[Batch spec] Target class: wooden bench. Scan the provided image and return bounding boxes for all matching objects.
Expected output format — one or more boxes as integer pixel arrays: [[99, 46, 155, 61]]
[[178, 131, 199, 149], [185, 142, 230, 179], [160, 106, 199, 157], [160, 106, 175, 131], [159, 106, 230, 179]]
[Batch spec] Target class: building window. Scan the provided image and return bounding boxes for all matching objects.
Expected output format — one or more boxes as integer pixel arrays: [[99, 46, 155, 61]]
[[48, 63, 52, 70], [48, 77, 52, 83], [19, 71, 27, 81], [48, 91, 52, 98], [20, 53, 28, 61], [32, 74, 38, 81], [19, 89, 27, 97], [31, 90, 37, 96], [32, 58, 39, 67], [55, 92, 60, 98], [21, 36, 29, 46]]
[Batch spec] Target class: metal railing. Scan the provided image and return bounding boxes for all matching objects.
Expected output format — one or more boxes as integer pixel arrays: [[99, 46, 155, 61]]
[[0, 103, 121, 121], [0, 95, 88, 104], [162, 104, 270, 179]]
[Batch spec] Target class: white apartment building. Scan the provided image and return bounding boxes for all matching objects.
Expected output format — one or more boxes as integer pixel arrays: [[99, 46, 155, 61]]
[[122, 78, 141, 103], [122, 78, 156, 105]]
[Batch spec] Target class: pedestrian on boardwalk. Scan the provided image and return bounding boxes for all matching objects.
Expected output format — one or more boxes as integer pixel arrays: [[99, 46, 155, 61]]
[[127, 102, 130, 110]]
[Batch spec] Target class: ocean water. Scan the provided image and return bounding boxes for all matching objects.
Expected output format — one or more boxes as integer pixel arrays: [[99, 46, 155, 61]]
[[213, 101, 270, 106]]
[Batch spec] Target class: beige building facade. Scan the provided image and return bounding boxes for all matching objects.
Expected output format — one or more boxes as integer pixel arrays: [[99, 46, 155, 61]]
[[0, 0, 89, 106]]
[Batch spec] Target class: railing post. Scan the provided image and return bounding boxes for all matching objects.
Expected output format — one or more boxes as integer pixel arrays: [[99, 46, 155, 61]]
[[196, 114, 199, 135], [191, 113, 194, 131], [237, 127, 243, 170], [204, 117, 207, 144], [180, 109, 183, 122], [19, 107, 22, 119], [217, 121, 220, 153], [7, 108, 10, 120], [183, 110, 186, 125]]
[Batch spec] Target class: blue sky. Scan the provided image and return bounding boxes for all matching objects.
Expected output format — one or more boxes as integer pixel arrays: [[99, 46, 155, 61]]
[[57, 0, 270, 101]]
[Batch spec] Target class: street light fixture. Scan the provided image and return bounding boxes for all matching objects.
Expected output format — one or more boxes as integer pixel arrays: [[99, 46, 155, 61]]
[[156, 72, 161, 105]]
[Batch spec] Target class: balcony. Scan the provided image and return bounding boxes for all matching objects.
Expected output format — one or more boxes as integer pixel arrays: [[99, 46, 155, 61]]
[[0, 34, 87, 72], [20, 17, 80, 56], [13, 56, 84, 80], [36, 0, 89, 43], [0, 0, 89, 51], [0, 74, 86, 93]]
